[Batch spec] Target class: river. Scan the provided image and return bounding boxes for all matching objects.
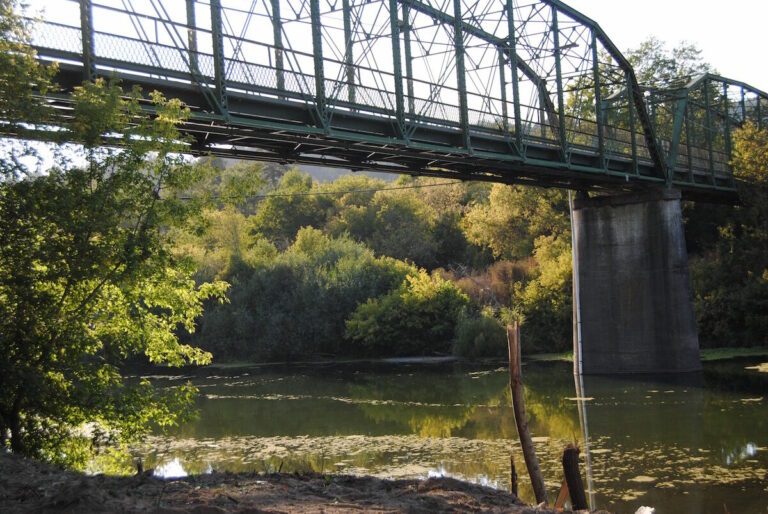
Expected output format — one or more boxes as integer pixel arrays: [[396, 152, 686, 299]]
[[130, 358, 768, 513]]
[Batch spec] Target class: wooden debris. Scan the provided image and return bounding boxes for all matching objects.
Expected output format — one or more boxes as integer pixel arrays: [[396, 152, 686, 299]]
[[507, 321, 547, 505]]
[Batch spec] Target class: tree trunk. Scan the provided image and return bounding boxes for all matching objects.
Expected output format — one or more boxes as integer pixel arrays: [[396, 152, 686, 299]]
[[9, 395, 24, 454], [507, 322, 547, 505]]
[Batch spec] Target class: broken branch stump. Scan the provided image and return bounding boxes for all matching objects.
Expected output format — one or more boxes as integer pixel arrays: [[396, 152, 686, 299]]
[[562, 444, 588, 510]]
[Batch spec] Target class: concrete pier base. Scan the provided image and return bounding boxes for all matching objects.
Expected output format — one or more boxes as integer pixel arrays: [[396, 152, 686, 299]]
[[571, 189, 701, 374]]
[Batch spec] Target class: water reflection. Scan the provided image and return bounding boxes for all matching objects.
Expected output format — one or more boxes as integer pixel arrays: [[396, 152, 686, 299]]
[[575, 369, 767, 513], [128, 360, 768, 513]]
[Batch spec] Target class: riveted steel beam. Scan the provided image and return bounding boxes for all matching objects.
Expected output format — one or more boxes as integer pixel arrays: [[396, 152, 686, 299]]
[[271, 0, 284, 92], [185, 0, 198, 77], [389, 0, 406, 139], [703, 79, 715, 184], [79, 0, 95, 81], [505, 0, 522, 154], [342, 0, 355, 104], [452, 0, 471, 151], [551, 6, 567, 158], [209, 0, 228, 116], [591, 31, 604, 167], [402, 3, 415, 116], [309, 0, 326, 126]]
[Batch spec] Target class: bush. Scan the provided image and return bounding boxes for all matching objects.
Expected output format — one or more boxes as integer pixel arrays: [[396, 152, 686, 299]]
[[195, 228, 413, 361], [452, 310, 507, 359], [345, 270, 470, 356], [512, 235, 573, 354]]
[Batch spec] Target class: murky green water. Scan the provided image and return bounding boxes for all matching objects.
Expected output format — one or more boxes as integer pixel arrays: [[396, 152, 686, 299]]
[[134, 359, 768, 513]]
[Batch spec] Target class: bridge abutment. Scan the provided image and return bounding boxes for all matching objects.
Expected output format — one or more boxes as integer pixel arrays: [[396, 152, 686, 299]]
[[571, 189, 701, 374]]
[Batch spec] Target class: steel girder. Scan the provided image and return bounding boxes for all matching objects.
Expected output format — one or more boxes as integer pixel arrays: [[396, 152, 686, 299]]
[[12, 0, 759, 200]]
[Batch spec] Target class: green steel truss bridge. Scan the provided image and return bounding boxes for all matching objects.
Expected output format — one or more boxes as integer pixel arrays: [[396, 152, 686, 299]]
[[20, 0, 768, 199]]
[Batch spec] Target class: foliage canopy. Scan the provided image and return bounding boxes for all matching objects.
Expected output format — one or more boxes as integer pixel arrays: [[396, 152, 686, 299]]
[[0, 1, 226, 467]]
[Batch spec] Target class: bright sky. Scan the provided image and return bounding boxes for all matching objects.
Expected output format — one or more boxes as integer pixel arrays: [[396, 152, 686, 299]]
[[564, 0, 768, 91]]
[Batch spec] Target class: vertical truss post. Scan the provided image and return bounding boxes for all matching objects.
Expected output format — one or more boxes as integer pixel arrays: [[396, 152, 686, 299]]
[[666, 93, 687, 185], [271, 0, 285, 92], [402, 4, 415, 116], [551, 7, 567, 159], [704, 80, 715, 184], [498, 48, 509, 134], [740, 87, 747, 123], [185, 0, 199, 77], [723, 83, 731, 175], [309, 0, 326, 119], [388, 0, 406, 138], [342, 0, 355, 104], [627, 77, 638, 175], [79, 0, 95, 81], [758, 95, 763, 131], [453, 0, 471, 150], [210, 0, 228, 116], [685, 104, 693, 183], [590, 31, 604, 167], [505, 0, 522, 153]]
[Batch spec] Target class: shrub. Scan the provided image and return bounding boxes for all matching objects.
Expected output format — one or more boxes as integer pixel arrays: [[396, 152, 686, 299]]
[[345, 270, 470, 356], [452, 310, 507, 359]]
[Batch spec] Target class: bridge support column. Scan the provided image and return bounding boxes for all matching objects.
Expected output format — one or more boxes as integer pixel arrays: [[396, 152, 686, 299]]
[[571, 189, 701, 374]]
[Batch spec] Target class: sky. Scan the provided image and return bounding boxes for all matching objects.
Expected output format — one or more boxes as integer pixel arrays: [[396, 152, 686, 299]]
[[564, 0, 768, 91]]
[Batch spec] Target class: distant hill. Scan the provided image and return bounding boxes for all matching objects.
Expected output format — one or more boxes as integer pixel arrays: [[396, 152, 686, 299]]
[[209, 158, 397, 183]]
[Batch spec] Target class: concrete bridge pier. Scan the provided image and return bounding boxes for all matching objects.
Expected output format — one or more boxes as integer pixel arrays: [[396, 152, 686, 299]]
[[571, 189, 701, 374]]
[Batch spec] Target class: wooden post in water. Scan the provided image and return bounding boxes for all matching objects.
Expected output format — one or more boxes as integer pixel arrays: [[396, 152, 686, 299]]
[[507, 322, 547, 505], [510, 453, 518, 497], [562, 444, 588, 510]]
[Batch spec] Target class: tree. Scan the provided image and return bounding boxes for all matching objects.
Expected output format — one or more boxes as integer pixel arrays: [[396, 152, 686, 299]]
[[250, 169, 334, 249], [0, 2, 227, 466], [626, 37, 712, 88], [691, 123, 768, 346], [196, 228, 412, 360], [462, 184, 570, 261]]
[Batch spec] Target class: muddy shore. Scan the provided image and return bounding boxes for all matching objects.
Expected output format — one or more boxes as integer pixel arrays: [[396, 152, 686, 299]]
[[0, 452, 574, 513]]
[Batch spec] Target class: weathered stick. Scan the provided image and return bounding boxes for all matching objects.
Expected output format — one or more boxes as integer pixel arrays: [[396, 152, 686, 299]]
[[554, 478, 569, 511], [510, 453, 518, 497], [507, 322, 547, 505], [562, 444, 588, 510]]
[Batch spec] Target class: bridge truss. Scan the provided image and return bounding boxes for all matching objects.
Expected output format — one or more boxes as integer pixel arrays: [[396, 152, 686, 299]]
[[18, 0, 768, 199]]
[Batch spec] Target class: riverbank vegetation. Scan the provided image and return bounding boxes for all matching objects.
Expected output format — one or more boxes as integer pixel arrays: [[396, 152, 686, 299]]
[[2, 0, 768, 475], [0, 0, 226, 468]]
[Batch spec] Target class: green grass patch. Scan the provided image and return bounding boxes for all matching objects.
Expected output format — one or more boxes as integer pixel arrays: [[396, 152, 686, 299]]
[[700, 347, 768, 362], [525, 352, 573, 363]]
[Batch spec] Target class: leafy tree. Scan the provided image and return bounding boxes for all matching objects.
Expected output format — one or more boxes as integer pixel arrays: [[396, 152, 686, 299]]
[[0, 0, 56, 147], [462, 184, 570, 261], [184, 159, 265, 215], [250, 169, 334, 248], [512, 235, 573, 353], [0, 3, 227, 465], [329, 187, 441, 268], [691, 123, 768, 346], [172, 206, 255, 282], [626, 37, 712, 88]]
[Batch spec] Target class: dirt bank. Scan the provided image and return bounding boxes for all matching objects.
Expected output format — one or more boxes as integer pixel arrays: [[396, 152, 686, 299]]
[[0, 452, 572, 513]]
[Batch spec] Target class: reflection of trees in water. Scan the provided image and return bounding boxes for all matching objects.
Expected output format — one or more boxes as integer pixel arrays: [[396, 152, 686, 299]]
[[347, 363, 581, 442]]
